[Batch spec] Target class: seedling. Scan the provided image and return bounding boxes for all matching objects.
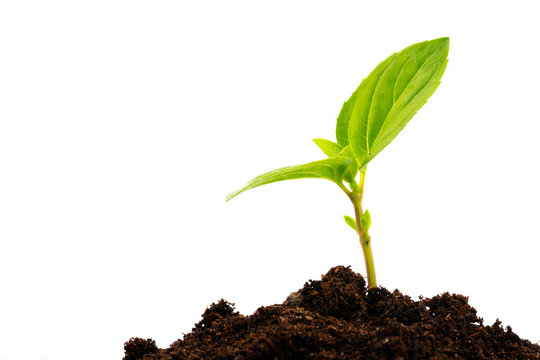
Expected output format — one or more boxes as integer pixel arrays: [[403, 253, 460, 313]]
[[227, 38, 449, 288]]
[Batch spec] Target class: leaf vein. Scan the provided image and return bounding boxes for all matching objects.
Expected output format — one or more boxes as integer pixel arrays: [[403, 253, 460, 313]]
[[364, 56, 399, 154]]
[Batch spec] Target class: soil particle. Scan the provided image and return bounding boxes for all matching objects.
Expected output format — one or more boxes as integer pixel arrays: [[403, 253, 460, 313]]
[[124, 266, 540, 359], [123, 338, 158, 360]]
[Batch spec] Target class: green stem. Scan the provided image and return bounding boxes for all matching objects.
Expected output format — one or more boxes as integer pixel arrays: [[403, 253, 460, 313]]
[[349, 167, 377, 288]]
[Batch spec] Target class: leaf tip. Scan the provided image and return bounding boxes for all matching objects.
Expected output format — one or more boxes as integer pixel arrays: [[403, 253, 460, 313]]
[[433, 36, 450, 50], [225, 190, 238, 202]]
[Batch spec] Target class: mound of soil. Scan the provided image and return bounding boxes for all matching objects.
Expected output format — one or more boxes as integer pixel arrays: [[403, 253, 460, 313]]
[[124, 266, 540, 359]]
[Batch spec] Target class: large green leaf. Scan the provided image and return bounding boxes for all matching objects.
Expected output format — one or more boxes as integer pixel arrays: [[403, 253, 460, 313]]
[[226, 153, 356, 201], [348, 37, 449, 167], [335, 87, 360, 146]]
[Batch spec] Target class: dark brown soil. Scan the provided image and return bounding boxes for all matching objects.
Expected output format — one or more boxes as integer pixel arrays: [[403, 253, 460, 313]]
[[124, 266, 540, 359]]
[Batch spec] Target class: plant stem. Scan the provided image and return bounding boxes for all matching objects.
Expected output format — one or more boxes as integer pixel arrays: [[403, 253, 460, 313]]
[[349, 167, 377, 288]]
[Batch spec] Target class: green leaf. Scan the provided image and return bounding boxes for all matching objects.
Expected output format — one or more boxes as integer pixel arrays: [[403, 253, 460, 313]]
[[335, 87, 361, 146], [226, 155, 356, 201], [361, 209, 371, 232], [348, 37, 449, 167], [344, 215, 358, 233], [313, 138, 343, 157]]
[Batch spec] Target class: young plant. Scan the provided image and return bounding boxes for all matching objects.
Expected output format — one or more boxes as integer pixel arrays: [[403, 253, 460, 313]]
[[226, 38, 449, 288]]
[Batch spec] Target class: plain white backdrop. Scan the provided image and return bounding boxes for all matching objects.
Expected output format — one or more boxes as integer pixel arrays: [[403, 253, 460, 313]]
[[1, 1, 539, 359]]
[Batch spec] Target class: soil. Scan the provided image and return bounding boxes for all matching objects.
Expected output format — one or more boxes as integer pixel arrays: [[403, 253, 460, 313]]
[[124, 266, 540, 359]]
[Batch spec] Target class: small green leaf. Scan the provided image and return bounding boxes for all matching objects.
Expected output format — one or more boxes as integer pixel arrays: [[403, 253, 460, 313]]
[[361, 209, 371, 232], [335, 87, 361, 146], [334, 145, 359, 185], [313, 138, 343, 157], [348, 37, 449, 167], [344, 215, 358, 233], [226, 155, 355, 201]]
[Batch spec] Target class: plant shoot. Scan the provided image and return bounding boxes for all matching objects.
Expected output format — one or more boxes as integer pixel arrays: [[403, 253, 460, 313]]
[[227, 38, 450, 288]]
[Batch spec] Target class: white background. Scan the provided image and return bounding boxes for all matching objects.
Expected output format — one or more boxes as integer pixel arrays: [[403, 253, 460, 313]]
[[1, 1, 539, 359]]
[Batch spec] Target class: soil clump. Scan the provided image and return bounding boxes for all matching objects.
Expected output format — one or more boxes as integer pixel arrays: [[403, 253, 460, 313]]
[[124, 266, 540, 359]]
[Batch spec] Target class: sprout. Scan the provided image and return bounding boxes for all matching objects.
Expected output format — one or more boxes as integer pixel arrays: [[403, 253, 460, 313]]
[[227, 38, 450, 288]]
